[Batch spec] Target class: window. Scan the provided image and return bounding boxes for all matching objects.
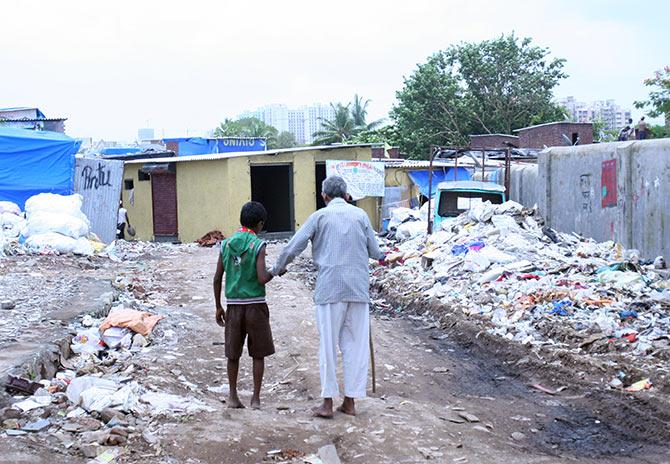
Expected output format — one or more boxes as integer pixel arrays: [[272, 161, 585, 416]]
[[138, 170, 150, 181], [124, 179, 134, 190]]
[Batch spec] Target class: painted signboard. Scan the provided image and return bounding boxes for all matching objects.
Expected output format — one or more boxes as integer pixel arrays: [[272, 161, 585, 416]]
[[326, 160, 385, 200], [601, 159, 617, 208], [74, 157, 124, 243]]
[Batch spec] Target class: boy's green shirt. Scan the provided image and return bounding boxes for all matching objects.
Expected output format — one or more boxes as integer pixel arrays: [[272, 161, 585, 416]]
[[221, 230, 266, 304]]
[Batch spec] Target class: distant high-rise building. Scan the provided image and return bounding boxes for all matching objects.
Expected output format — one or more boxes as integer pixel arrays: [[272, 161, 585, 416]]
[[137, 127, 155, 141], [239, 103, 336, 145], [558, 97, 632, 132]]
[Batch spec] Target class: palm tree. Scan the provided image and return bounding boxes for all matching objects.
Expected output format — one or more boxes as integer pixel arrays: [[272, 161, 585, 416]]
[[312, 103, 356, 144], [350, 94, 384, 131]]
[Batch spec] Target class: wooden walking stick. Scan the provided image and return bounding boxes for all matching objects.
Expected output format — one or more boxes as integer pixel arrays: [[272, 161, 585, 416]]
[[369, 321, 376, 393]]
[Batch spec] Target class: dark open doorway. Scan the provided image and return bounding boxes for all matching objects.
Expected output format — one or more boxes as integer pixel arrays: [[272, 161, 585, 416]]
[[315, 162, 327, 210], [250, 164, 294, 233]]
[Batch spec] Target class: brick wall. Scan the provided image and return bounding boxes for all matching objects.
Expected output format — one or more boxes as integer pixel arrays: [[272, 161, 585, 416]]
[[470, 134, 519, 149], [518, 123, 593, 149]]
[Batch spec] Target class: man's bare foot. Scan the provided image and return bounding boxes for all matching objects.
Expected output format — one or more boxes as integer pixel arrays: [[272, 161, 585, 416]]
[[250, 397, 261, 410], [336, 397, 356, 416], [311, 399, 334, 419], [227, 395, 245, 409]]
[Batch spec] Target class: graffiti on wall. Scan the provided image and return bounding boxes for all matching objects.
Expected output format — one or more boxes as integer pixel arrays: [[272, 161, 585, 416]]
[[579, 174, 593, 213], [74, 158, 124, 243]]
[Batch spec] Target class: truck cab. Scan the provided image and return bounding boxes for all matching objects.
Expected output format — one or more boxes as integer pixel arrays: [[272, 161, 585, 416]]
[[433, 181, 506, 231]]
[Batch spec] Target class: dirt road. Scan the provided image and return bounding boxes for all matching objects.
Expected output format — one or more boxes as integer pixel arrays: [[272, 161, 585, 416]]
[[1, 243, 668, 463], [133, 244, 668, 464]]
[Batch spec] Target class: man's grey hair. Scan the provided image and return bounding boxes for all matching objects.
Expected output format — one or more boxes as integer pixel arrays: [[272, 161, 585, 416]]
[[322, 175, 348, 199]]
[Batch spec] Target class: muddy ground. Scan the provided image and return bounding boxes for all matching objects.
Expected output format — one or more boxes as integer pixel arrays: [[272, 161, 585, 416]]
[[1, 244, 669, 463]]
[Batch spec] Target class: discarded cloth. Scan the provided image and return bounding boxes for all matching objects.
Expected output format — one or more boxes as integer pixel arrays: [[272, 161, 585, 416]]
[[99, 308, 163, 336]]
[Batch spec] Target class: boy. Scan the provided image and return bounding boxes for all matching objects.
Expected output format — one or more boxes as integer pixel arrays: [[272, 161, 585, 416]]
[[213, 201, 275, 409]]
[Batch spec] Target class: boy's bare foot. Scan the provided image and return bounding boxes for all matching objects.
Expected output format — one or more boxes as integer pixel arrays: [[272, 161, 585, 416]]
[[250, 397, 261, 410], [336, 397, 356, 416], [311, 399, 334, 419], [228, 395, 245, 409]]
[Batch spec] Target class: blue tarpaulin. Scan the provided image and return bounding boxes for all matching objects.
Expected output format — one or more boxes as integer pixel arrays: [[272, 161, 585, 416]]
[[0, 127, 81, 209], [101, 147, 142, 155], [163, 137, 266, 156], [408, 168, 471, 198]]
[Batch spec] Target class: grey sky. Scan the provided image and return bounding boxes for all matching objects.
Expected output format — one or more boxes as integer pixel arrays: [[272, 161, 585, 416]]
[[2, 0, 667, 140]]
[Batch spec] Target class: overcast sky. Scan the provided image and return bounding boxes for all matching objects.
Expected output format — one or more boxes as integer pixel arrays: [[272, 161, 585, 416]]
[[2, 0, 667, 141]]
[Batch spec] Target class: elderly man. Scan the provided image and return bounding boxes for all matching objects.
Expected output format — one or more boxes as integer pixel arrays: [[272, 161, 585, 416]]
[[272, 175, 385, 418]]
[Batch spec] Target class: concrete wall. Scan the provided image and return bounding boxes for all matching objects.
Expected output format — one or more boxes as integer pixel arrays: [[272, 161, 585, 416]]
[[508, 164, 539, 208], [538, 139, 670, 259]]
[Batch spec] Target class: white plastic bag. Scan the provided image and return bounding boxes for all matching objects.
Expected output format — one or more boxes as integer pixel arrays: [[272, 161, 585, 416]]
[[468, 201, 496, 223], [479, 245, 517, 264], [24, 233, 94, 255], [23, 211, 90, 239], [24, 193, 84, 218], [396, 220, 427, 241], [491, 215, 520, 235], [0, 201, 21, 216], [71, 328, 105, 354], [462, 251, 491, 272], [101, 327, 133, 349], [66, 376, 118, 411]]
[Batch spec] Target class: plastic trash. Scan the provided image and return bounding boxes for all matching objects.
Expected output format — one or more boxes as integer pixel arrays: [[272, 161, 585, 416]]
[[618, 310, 638, 320], [478, 267, 505, 284], [550, 300, 572, 316], [23, 211, 90, 239], [71, 328, 106, 354], [101, 327, 133, 349], [139, 392, 215, 414], [624, 378, 652, 392], [24, 193, 85, 219], [491, 215, 520, 235], [66, 376, 118, 410], [463, 251, 491, 273], [0, 201, 21, 216]]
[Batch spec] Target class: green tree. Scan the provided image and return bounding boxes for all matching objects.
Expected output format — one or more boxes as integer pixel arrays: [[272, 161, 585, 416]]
[[650, 124, 670, 139], [351, 94, 384, 130], [312, 103, 357, 144], [349, 124, 400, 145], [214, 117, 278, 146], [635, 66, 670, 123], [392, 33, 568, 158], [273, 131, 297, 149]]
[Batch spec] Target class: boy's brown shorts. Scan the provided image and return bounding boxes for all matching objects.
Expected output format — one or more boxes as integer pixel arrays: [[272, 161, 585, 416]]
[[225, 303, 275, 360]]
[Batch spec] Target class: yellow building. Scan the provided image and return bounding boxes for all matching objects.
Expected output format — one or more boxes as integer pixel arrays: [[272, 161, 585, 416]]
[[121, 145, 378, 243]]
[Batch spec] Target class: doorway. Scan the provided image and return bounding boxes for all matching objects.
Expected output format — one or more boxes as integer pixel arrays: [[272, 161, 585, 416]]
[[250, 164, 294, 233], [151, 172, 179, 242], [315, 162, 327, 210]]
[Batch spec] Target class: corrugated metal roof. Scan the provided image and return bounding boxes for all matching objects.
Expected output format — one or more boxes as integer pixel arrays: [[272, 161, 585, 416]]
[[124, 143, 374, 165]]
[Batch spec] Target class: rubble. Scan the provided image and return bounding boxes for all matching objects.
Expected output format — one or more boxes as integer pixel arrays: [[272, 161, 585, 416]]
[[375, 200, 670, 382]]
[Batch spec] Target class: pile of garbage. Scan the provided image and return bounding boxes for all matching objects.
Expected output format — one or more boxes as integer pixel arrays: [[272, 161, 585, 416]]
[[2, 304, 212, 458], [0, 194, 106, 257], [375, 201, 670, 377]]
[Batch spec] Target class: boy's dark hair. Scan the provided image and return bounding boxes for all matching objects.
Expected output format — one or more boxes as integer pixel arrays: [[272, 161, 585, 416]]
[[240, 201, 267, 229]]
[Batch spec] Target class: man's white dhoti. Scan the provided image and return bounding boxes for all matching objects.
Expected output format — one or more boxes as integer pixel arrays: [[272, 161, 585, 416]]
[[315, 302, 369, 399]]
